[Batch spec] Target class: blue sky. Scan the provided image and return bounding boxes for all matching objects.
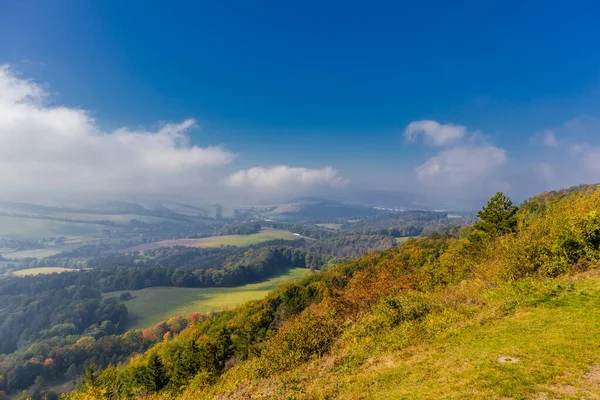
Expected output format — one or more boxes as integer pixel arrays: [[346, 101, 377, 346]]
[[1, 0, 600, 206]]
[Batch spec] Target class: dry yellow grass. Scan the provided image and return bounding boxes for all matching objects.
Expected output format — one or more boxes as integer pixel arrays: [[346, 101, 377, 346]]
[[11, 267, 77, 276]]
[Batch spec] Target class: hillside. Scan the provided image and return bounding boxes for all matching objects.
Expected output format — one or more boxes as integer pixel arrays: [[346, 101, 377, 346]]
[[66, 185, 600, 400], [178, 270, 600, 400]]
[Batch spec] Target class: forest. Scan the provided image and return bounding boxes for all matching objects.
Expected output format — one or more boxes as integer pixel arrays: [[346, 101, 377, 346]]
[[0, 209, 471, 399], [0, 244, 327, 396]]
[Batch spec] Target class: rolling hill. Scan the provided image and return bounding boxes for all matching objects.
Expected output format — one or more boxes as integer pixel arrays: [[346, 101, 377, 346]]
[[65, 184, 600, 399]]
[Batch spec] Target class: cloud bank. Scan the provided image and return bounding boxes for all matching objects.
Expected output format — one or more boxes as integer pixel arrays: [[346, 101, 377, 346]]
[[0, 66, 236, 201], [225, 165, 347, 200], [405, 116, 600, 206], [4, 65, 600, 208], [0, 66, 346, 203], [405, 120, 508, 203]]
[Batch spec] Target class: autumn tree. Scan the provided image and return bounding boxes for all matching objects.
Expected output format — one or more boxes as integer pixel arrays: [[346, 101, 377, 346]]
[[189, 312, 203, 324]]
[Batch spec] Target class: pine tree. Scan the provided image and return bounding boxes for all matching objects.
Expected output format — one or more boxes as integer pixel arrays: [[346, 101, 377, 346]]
[[84, 363, 98, 388], [474, 192, 519, 237], [147, 353, 169, 392], [170, 339, 202, 388]]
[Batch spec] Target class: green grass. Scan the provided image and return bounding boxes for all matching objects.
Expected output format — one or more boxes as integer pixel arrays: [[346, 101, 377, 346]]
[[356, 276, 600, 399], [2, 240, 101, 259], [194, 228, 298, 248], [316, 223, 342, 230], [190, 272, 600, 400], [118, 229, 298, 253], [42, 212, 181, 224], [264, 203, 300, 215], [104, 268, 311, 331], [0, 215, 105, 240], [11, 267, 78, 276]]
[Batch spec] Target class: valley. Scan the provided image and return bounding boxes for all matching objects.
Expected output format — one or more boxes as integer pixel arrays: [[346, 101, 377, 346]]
[[0, 195, 465, 399]]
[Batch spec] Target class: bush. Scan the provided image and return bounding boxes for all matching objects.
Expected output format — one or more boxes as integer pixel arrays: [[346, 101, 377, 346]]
[[372, 291, 431, 328], [258, 299, 342, 375]]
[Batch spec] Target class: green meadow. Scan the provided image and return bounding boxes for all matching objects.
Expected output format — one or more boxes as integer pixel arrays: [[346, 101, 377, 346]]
[[0, 215, 104, 240], [194, 228, 298, 247], [2, 241, 100, 259], [104, 268, 310, 331]]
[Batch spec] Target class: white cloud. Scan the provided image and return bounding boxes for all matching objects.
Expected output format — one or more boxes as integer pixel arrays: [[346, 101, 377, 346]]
[[405, 120, 466, 146], [0, 65, 235, 201], [415, 146, 507, 188], [225, 165, 347, 199], [406, 119, 508, 199]]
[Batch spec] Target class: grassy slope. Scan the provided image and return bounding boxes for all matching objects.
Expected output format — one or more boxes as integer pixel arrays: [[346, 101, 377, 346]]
[[118, 229, 297, 253], [31, 212, 181, 224], [194, 229, 298, 248], [350, 273, 600, 400], [194, 271, 600, 400], [3, 241, 98, 259], [105, 268, 310, 330], [0, 215, 105, 240]]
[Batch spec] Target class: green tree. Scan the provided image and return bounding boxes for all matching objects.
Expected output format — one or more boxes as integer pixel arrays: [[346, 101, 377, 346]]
[[84, 363, 98, 388], [170, 340, 203, 389], [147, 353, 169, 392], [474, 192, 518, 237]]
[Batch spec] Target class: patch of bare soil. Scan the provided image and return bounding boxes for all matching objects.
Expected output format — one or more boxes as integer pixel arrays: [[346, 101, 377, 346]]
[[533, 365, 600, 399]]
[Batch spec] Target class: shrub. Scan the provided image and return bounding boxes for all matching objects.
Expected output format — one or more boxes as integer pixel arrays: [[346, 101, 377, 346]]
[[372, 291, 431, 328]]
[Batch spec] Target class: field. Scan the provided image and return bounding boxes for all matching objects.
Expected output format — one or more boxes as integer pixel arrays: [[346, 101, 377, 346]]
[[35, 212, 182, 224], [0, 215, 105, 240], [104, 268, 310, 330], [316, 223, 342, 230], [1, 239, 104, 259], [11, 267, 77, 276], [195, 228, 298, 247], [190, 204, 235, 219], [119, 228, 297, 253]]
